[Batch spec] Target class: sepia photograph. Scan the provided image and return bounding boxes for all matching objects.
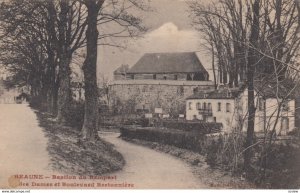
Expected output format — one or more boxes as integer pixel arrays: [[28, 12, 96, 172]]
[[0, 0, 299, 190]]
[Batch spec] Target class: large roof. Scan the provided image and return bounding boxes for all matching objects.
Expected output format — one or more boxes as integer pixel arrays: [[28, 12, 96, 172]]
[[127, 52, 208, 74], [187, 80, 297, 100], [187, 88, 241, 100], [254, 79, 296, 99]]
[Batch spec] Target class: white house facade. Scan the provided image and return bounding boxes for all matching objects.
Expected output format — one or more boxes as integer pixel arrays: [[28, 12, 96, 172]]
[[186, 86, 296, 135]]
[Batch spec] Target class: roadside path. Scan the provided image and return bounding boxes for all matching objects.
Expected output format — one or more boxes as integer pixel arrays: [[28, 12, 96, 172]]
[[101, 132, 207, 188], [0, 104, 52, 188]]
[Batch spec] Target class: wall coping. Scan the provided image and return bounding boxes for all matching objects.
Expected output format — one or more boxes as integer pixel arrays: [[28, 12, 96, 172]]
[[109, 80, 215, 86]]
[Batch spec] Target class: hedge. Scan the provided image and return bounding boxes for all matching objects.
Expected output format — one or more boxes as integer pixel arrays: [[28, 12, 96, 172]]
[[120, 126, 215, 154], [162, 120, 222, 134]]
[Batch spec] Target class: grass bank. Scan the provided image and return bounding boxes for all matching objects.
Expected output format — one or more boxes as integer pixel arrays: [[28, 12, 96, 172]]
[[35, 111, 125, 175]]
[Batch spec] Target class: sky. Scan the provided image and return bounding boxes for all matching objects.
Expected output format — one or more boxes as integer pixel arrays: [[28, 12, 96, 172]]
[[96, 0, 213, 81]]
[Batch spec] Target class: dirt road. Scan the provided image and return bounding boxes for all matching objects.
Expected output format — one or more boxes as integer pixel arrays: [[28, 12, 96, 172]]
[[101, 132, 207, 188], [0, 104, 53, 187], [0, 103, 206, 188]]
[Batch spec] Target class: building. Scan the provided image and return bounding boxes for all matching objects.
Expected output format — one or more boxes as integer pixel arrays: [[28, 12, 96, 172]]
[[122, 52, 209, 81], [186, 84, 296, 135], [109, 52, 214, 115], [186, 87, 240, 132]]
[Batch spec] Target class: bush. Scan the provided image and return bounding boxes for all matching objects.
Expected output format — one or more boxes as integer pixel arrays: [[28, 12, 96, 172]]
[[206, 140, 219, 168], [162, 120, 222, 134], [254, 143, 300, 188], [120, 126, 208, 154]]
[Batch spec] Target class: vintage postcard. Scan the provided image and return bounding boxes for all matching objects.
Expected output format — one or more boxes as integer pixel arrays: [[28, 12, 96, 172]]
[[0, 0, 300, 190]]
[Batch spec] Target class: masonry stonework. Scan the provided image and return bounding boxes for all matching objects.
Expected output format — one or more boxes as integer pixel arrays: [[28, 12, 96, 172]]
[[109, 80, 214, 116]]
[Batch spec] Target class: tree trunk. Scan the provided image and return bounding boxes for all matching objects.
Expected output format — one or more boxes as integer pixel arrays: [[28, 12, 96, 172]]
[[46, 0, 59, 116], [211, 44, 217, 89], [57, 0, 72, 123], [48, 79, 59, 116], [81, 0, 101, 141], [244, 0, 260, 176], [57, 54, 72, 123]]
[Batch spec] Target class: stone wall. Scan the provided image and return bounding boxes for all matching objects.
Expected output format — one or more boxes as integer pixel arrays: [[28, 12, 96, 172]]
[[108, 80, 214, 116]]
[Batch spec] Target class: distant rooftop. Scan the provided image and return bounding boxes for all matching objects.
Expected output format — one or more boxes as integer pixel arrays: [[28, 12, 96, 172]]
[[110, 79, 214, 86], [187, 80, 297, 100], [187, 87, 241, 100], [127, 52, 208, 74]]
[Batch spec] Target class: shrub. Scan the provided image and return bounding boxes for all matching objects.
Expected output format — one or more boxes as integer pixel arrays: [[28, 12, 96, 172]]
[[162, 120, 222, 134], [205, 140, 219, 168], [120, 126, 207, 154], [255, 143, 300, 188]]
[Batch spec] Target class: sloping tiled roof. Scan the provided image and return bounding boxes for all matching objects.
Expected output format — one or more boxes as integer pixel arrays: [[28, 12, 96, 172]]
[[187, 87, 241, 100], [187, 80, 297, 100], [254, 79, 296, 99], [127, 52, 208, 74]]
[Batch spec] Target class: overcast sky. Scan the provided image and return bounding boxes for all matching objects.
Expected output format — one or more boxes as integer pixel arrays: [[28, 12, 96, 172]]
[[96, 0, 213, 81]]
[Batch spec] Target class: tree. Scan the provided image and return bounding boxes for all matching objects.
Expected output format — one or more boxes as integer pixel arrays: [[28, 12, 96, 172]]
[[81, 0, 104, 141], [244, 0, 260, 174], [189, 0, 252, 88], [80, 0, 147, 140], [0, 0, 88, 120], [189, 0, 300, 178]]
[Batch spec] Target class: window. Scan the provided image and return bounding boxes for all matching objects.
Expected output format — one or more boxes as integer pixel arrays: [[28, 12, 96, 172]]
[[187, 73, 192, 80], [218, 102, 221, 111], [188, 102, 192, 110], [208, 103, 212, 110], [163, 75, 167, 80], [174, 75, 178, 80], [196, 102, 201, 110], [153, 74, 156, 80], [203, 102, 207, 110], [226, 103, 231, 113], [258, 98, 265, 111]]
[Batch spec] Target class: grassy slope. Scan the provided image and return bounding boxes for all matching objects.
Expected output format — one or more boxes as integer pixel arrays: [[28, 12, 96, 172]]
[[36, 111, 125, 175]]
